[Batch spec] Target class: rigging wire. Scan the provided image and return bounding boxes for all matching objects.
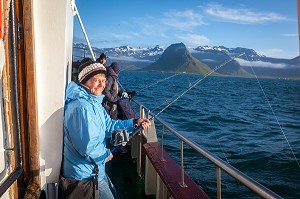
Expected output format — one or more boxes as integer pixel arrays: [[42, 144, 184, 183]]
[[244, 54, 300, 168]]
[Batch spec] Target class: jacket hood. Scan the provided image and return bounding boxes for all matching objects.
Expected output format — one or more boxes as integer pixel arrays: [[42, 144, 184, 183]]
[[106, 66, 118, 78], [110, 62, 120, 74], [65, 82, 104, 105]]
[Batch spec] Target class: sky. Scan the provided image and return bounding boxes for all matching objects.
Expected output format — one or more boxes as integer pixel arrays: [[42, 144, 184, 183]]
[[73, 0, 299, 59]]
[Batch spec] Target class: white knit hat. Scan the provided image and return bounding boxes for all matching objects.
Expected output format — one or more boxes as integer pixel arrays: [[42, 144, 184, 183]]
[[78, 61, 106, 83]]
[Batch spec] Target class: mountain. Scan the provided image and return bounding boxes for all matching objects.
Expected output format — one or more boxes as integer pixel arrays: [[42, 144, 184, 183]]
[[242, 64, 300, 78], [72, 43, 300, 78], [191, 48, 252, 77], [142, 43, 213, 75], [73, 42, 163, 62], [191, 46, 299, 78]]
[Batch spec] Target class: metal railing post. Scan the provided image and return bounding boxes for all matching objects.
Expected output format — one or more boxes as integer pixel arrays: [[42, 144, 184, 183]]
[[137, 105, 145, 175], [217, 167, 222, 199], [179, 140, 187, 188], [160, 126, 165, 161]]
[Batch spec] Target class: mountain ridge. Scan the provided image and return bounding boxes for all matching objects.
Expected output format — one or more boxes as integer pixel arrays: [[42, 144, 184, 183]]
[[73, 42, 300, 78], [142, 43, 214, 75]]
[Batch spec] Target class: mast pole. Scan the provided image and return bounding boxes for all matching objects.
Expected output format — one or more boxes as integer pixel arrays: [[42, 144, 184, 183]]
[[73, 3, 96, 61], [298, 0, 300, 58]]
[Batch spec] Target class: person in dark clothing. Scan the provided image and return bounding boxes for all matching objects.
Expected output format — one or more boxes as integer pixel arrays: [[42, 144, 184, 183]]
[[102, 61, 137, 119], [96, 52, 107, 66], [102, 62, 122, 120]]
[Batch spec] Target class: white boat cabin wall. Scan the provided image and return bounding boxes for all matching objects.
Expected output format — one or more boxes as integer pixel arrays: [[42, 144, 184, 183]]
[[0, 0, 74, 198]]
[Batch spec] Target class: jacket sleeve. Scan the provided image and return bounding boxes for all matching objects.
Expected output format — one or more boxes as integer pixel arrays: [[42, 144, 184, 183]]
[[102, 107, 135, 137], [66, 104, 110, 166], [103, 76, 119, 103]]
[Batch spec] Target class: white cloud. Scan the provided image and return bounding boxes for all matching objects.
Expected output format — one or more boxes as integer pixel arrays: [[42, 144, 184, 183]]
[[257, 48, 287, 58], [176, 34, 210, 46], [236, 58, 287, 68], [110, 56, 153, 63], [281, 33, 298, 37], [130, 16, 169, 38], [161, 10, 205, 31], [204, 4, 287, 24]]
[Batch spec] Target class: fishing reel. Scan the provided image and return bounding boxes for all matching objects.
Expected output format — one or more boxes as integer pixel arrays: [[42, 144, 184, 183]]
[[110, 129, 129, 146]]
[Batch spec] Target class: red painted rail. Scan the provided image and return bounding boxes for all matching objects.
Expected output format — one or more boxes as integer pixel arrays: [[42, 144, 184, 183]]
[[143, 142, 210, 199]]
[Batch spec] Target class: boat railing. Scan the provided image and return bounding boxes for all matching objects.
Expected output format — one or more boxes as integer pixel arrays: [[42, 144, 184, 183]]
[[131, 98, 283, 199]]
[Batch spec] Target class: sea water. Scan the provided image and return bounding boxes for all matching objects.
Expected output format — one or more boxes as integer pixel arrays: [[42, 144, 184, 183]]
[[119, 71, 300, 199]]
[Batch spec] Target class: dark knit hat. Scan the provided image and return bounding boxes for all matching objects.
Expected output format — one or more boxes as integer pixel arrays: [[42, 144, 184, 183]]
[[78, 61, 106, 84], [99, 53, 106, 60], [110, 62, 120, 75]]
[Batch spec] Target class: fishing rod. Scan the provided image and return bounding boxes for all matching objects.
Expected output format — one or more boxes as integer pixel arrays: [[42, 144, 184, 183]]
[[111, 53, 245, 153]]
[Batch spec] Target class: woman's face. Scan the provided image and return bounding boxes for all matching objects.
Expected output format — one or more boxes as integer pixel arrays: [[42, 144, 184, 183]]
[[84, 73, 107, 96], [100, 58, 106, 65]]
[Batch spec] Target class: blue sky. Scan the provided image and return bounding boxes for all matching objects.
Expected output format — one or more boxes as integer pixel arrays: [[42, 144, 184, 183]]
[[73, 0, 299, 59]]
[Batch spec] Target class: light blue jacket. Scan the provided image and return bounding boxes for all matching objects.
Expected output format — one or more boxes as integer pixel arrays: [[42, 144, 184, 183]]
[[62, 82, 134, 181]]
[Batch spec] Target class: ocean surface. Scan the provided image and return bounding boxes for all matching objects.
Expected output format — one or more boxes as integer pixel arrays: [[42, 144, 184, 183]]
[[119, 71, 300, 199]]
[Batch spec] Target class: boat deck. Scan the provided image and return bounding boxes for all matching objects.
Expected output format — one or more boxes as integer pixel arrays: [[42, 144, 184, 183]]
[[106, 145, 155, 199]]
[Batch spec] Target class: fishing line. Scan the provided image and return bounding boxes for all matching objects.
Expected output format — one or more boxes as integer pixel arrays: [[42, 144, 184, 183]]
[[120, 65, 138, 72], [111, 53, 245, 153], [151, 53, 245, 116], [137, 72, 183, 93], [244, 54, 300, 168]]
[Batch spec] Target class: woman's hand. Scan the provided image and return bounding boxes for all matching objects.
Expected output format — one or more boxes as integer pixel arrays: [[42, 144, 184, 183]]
[[138, 118, 151, 130], [106, 152, 113, 162]]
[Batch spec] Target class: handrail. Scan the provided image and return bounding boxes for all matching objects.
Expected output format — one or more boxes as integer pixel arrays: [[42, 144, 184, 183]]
[[131, 98, 283, 199]]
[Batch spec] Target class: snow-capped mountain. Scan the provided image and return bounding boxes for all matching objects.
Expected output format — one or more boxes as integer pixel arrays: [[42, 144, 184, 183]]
[[74, 42, 298, 64], [193, 45, 264, 61], [73, 42, 299, 78], [73, 43, 164, 62]]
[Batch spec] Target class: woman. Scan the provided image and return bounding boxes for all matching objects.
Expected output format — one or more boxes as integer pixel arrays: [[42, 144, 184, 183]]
[[61, 60, 151, 199]]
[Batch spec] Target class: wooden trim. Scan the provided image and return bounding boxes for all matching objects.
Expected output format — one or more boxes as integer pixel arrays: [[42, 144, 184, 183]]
[[22, 0, 41, 197], [16, 0, 30, 190], [0, 0, 2, 39]]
